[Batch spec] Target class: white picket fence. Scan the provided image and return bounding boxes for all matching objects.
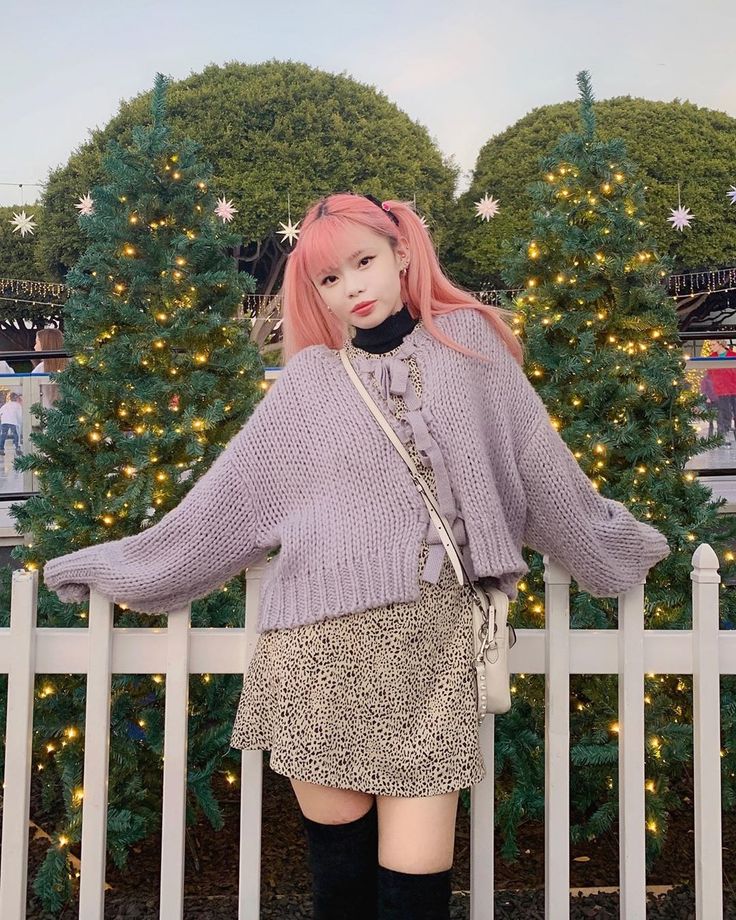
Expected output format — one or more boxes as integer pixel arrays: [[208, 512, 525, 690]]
[[0, 545, 733, 919]]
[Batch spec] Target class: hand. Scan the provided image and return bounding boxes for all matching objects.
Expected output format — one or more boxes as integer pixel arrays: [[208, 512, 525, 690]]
[[49, 583, 90, 604]]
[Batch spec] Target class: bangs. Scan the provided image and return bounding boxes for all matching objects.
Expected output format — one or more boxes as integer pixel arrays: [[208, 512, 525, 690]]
[[297, 214, 393, 281], [298, 215, 355, 280]]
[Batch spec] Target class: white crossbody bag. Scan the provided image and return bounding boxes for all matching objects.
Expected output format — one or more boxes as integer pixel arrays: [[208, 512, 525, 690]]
[[339, 348, 516, 722]]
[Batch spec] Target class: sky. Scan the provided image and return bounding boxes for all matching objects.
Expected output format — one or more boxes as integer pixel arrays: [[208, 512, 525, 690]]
[[1, 0, 735, 208]]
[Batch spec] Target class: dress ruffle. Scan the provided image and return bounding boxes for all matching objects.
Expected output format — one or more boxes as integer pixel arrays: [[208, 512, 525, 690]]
[[345, 336, 477, 586]]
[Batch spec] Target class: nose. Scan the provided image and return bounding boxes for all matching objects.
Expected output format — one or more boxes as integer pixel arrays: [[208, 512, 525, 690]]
[[345, 271, 365, 299]]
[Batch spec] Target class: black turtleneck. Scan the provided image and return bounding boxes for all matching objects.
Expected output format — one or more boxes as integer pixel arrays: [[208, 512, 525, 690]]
[[351, 303, 419, 354]]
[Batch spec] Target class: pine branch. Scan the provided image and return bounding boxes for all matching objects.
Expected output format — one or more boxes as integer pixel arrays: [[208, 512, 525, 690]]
[[576, 69, 596, 139]]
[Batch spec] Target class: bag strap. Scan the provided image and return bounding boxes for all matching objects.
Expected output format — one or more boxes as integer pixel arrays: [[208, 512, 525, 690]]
[[339, 347, 473, 589]]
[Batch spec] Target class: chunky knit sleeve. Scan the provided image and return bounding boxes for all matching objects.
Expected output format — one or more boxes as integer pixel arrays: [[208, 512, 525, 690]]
[[43, 448, 263, 613], [488, 328, 671, 597], [517, 413, 670, 596], [42, 365, 296, 614]]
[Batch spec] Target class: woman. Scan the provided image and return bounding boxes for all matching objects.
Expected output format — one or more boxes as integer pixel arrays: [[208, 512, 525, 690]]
[[32, 327, 69, 412], [43, 193, 670, 919]]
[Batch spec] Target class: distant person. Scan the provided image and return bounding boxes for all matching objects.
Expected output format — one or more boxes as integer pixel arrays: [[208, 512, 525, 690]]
[[0, 392, 23, 456], [708, 340, 736, 440], [32, 327, 69, 412], [700, 371, 717, 438]]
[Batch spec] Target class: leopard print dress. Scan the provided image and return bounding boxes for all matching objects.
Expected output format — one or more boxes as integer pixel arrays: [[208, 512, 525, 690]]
[[229, 330, 486, 797]]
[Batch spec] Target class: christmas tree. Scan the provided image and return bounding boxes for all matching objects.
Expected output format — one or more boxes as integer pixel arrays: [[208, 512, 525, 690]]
[[496, 71, 736, 862], [4, 74, 263, 912]]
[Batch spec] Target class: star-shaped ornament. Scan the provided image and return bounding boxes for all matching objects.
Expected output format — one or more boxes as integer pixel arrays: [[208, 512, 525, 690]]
[[668, 204, 694, 232], [75, 193, 95, 216], [727, 185, 736, 206], [10, 210, 37, 236], [278, 218, 301, 245], [214, 196, 237, 223], [474, 193, 501, 221]]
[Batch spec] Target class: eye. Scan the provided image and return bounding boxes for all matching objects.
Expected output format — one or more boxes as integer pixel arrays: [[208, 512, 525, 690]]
[[320, 275, 337, 286], [359, 256, 374, 266]]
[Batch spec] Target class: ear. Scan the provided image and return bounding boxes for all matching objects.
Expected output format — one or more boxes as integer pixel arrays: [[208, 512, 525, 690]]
[[395, 235, 411, 264]]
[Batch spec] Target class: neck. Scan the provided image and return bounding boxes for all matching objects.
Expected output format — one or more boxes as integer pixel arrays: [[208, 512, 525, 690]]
[[351, 303, 419, 354]]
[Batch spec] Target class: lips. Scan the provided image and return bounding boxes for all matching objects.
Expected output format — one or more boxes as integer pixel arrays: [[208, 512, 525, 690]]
[[352, 300, 376, 314]]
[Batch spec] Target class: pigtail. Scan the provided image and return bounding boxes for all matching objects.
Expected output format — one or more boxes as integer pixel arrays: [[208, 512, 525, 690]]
[[382, 199, 524, 367]]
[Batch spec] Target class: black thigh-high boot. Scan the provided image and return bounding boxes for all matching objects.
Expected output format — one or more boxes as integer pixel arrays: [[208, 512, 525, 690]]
[[301, 800, 378, 920], [377, 864, 452, 919]]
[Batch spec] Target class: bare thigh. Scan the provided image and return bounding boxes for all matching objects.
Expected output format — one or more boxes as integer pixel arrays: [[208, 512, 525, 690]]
[[376, 790, 459, 874], [290, 778, 375, 824], [290, 778, 459, 874]]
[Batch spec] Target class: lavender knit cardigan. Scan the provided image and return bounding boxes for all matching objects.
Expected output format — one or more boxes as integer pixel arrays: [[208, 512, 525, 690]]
[[43, 308, 670, 631]]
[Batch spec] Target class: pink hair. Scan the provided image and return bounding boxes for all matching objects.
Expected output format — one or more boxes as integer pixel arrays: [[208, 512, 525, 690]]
[[281, 193, 524, 366]]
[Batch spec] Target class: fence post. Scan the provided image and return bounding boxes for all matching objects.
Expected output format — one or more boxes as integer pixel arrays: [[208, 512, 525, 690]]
[[544, 556, 571, 919], [618, 581, 646, 918], [691, 543, 723, 919], [470, 713, 496, 920], [0, 570, 38, 920], [78, 590, 115, 919], [238, 562, 267, 920], [159, 603, 192, 920]]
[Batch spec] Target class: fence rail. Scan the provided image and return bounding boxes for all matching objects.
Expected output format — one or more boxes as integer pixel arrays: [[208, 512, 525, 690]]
[[0, 547, 733, 919]]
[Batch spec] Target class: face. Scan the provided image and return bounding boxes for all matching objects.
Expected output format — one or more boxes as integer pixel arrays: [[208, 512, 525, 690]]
[[310, 225, 409, 330]]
